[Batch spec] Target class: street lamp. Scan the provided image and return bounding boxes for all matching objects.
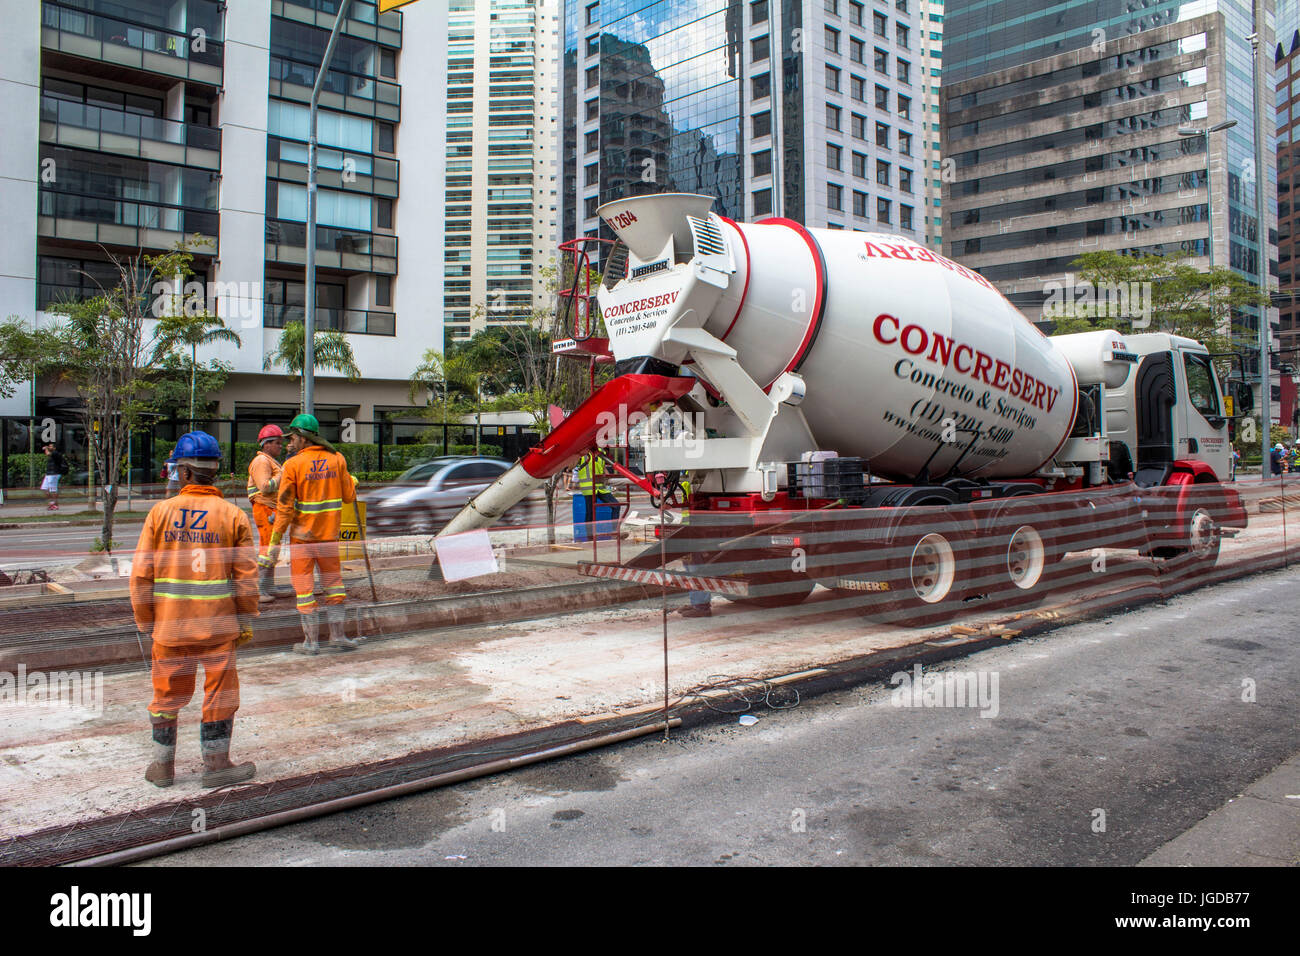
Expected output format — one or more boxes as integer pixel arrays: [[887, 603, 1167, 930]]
[[1178, 120, 1236, 269]]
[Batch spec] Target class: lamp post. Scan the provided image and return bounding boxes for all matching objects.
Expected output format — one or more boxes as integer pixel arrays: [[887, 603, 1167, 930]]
[[1177, 120, 1236, 269], [1250, 12, 1272, 467], [303, 0, 353, 417]]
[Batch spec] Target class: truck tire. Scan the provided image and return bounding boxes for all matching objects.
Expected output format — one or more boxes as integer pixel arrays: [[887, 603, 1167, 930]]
[[870, 528, 968, 624]]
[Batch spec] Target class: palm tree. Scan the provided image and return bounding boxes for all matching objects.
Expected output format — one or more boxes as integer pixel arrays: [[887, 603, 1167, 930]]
[[153, 312, 242, 423], [263, 321, 361, 409]]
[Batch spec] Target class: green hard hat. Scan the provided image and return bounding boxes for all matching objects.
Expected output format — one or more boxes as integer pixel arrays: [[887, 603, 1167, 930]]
[[289, 413, 320, 434]]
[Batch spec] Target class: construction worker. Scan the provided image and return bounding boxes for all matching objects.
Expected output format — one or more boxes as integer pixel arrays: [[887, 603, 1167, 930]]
[[129, 431, 259, 789], [263, 413, 360, 655], [571, 451, 621, 540], [247, 423, 292, 603]]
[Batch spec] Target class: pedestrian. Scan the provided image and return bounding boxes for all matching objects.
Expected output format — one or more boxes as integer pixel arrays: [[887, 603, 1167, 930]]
[[129, 431, 259, 789], [1230, 447, 1240, 480], [1270, 442, 1286, 477], [246, 423, 292, 603], [163, 452, 180, 497], [40, 442, 66, 511], [262, 414, 360, 654]]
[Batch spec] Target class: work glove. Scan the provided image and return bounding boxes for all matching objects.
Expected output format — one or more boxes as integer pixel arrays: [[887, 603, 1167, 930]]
[[236, 618, 254, 647], [261, 546, 280, 568]]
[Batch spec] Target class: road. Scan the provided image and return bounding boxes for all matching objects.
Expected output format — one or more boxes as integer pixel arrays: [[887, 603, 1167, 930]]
[[148, 565, 1300, 866]]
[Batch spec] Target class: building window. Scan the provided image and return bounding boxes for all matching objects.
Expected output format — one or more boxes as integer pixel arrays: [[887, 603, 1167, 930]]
[[899, 130, 912, 155], [898, 94, 911, 119], [896, 0, 908, 11], [876, 160, 890, 186], [852, 151, 867, 178], [586, 3, 599, 26], [585, 195, 600, 218], [875, 48, 888, 73], [586, 34, 600, 57], [900, 167, 913, 192], [585, 161, 598, 185], [849, 1, 864, 26], [826, 65, 840, 92], [754, 188, 773, 217], [877, 197, 892, 223], [853, 189, 869, 218], [827, 104, 842, 130], [753, 72, 772, 99], [753, 35, 770, 61], [897, 59, 910, 83], [753, 110, 772, 137], [585, 66, 599, 89], [850, 37, 865, 64], [825, 27, 840, 54], [585, 130, 599, 152], [851, 74, 866, 101], [875, 84, 890, 110], [852, 112, 867, 139], [754, 149, 773, 177], [876, 121, 890, 147], [375, 275, 391, 307], [873, 11, 887, 37], [900, 204, 914, 230], [377, 121, 394, 153], [825, 0, 839, 13], [376, 196, 392, 229], [379, 49, 396, 79], [897, 23, 909, 48], [586, 98, 599, 121], [751, 0, 768, 24], [828, 143, 842, 170], [828, 183, 843, 211]]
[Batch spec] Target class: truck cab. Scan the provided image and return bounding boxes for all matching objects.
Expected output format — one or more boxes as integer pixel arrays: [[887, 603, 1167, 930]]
[[1104, 333, 1233, 484]]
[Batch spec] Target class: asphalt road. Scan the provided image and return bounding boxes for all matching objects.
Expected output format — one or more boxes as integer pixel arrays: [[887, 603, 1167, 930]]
[[149, 565, 1300, 866]]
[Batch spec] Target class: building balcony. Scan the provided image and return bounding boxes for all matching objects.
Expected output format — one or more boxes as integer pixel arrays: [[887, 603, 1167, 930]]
[[38, 187, 218, 249], [40, 95, 220, 170], [267, 137, 397, 198], [270, 55, 399, 123], [265, 303, 395, 336], [41, 0, 223, 87], [264, 219, 397, 275], [273, 0, 402, 48]]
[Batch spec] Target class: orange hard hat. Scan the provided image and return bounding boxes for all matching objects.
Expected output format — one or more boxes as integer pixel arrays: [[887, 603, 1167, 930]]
[[258, 424, 284, 445]]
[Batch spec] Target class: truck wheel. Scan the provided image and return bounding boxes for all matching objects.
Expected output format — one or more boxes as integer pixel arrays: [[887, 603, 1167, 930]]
[[871, 530, 966, 623], [1186, 507, 1222, 564], [1004, 525, 1048, 591]]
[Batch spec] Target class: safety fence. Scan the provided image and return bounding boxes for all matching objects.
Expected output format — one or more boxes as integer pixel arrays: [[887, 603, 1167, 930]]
[[0, 474, 1296, 864]]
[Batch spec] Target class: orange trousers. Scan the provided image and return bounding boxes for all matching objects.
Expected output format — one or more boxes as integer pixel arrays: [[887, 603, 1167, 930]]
[[148, 640, 240, 724], [252, 501, 275, 556], [290, 539, 345, 615]]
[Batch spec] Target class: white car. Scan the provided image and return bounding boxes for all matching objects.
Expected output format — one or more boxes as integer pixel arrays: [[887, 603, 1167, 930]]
[[365, 457, 535, 535]]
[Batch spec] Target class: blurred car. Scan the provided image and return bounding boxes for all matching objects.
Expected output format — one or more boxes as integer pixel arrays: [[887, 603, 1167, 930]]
[[365, 456, 534, 535]]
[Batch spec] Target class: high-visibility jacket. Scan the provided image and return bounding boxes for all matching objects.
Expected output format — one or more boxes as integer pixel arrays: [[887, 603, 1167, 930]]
[[129, 484, 259, 647], [273, 444, 356, 543], [574, 455, 611, 495], [246, 449, 283, 507]]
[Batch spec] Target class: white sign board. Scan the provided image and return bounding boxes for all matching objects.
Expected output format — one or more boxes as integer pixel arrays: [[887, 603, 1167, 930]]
[[434, 530, 500, 582]]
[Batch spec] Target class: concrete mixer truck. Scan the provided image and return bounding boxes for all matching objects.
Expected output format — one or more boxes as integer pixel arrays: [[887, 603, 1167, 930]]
[[437, 193, 1250, 615]]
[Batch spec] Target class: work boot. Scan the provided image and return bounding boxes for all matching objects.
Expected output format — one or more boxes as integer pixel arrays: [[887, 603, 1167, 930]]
[[322, 606, 359, 652], [677, 604, 712, 618], [292, 612, 321, 655], [145, 717, 177, 788], [257, 565, 277, 604], [199, 719, 255, 788]]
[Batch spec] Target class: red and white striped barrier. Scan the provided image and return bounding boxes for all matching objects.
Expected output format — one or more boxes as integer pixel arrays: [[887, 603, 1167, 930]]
[[578, 562, 750, 597]]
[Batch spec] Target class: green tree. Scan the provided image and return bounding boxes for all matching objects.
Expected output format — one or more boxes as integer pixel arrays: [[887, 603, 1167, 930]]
[[263, 320, 361, 410], [1048, 250, 1269, 363], [153, 310, 242, 423], [0, 315, 63, 487], [43, 245, 199, 552]]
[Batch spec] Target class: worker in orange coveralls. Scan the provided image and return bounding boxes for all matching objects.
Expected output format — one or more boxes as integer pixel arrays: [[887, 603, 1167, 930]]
[[129, 431, 259, 789], [262, 413, 361, 655], [246, 422, 292, 603]]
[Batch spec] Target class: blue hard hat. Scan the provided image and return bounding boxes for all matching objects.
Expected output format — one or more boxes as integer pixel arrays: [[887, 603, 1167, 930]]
[[172, 431, 222, 461]]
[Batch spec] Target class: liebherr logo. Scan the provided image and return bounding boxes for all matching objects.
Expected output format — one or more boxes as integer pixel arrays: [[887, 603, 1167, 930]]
[[50, 886, 151, 936]]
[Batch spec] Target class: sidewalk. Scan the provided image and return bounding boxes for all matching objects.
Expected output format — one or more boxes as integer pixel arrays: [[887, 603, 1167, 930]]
[[1140, 752, 1300, 866]]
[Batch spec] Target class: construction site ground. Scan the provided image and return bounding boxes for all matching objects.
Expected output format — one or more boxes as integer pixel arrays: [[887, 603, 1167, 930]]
[[1, 478, 1298, 864]]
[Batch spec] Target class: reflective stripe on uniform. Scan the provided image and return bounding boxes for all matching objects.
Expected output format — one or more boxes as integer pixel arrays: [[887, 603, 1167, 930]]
[[296, 498, 343, 514], [151, 577, 235, 600]]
